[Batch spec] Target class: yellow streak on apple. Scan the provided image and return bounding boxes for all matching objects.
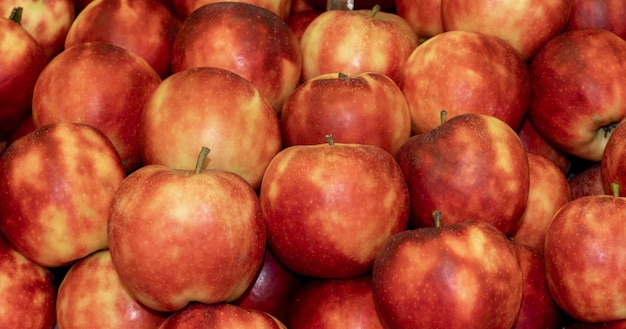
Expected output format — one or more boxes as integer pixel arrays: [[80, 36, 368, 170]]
[[0, 28, 28, 55]]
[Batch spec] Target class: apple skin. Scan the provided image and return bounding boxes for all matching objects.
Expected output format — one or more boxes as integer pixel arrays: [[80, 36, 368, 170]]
[[157, 303, 286, 329], [566, 0, 626, 40], [171, 2, 301, 113], [511, 242, 565, 329], [259, 141, 410, 278], [401, 30, 530, 135], [172, 0, 292, 22], [601, 121, 626, 196], [395, 0, 443, 38], [517, 116, 571, 175], [0, 122, 126, 268], [64, 0, 182, 79], [287, 275, 384, 329], [569, 163, 605, 199], [56, 250, 168, 329], [0, 13, 48, 140], [441, 0, 572, 61], [233, 248, 304, 324], [528, 29, 626, 162], [372, 220, 523, 329], [395, 113, 530, 235], [0, 237, 56, 329], [108, 161, 267, 312], [286, 9, 322, 43], [281, 71, 411, 155], [510, 153, 572, 251], [0, 0, 75, 59], [300, 7, 419, 87], [544, 193, 626, 322], [567, 320, 626, 329], [139, 66, 282, 190], [32, 42, 162, 172]]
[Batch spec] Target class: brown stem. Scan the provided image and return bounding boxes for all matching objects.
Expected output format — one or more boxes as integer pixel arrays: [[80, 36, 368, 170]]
[[432, 210, 442, 228], [9, 7, 22, 24], [195, 146, 210, 174], [325, 134, 335, 146]]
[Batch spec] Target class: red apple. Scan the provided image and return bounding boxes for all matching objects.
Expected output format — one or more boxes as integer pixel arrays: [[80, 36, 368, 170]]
[[64, 0, 182, 78], [172, 0, 292, 21], [566, 0, 626, 40], [32, 41, 162, 172], [139, 66, 282, 190], [441, 0, 572, 60], [171, 2, 301, 113], [544, 184, 626, 322], [56, 250, 168, 328], [300, 6, 419, 87], [528, 29, 626, 162], [290, 0, 313, 13], [395, 113, 530, 235], [287, 275, 384, 328], [511, 242, 565, 329], [0, 8, 47, 140], [0, 237, 56, 329], [401, 30, 530, 135], [259, 137, 410, 278], [108, 147, 267, 312], [395, 0, 443, 38], [601, 120, 626, 196], [510, 153, 572, 251], [157, 303, 286, 329], [517, 116, 571, 174], [567, 320, 626, 329], [233, 248, 304, 324], [569, 163, 605, 199], [0, 0, 75, 59], [286, 9, 322, 43], [0, 122, 126, 268], [372, 219, 523, 329], [280, 71, 411, 155]]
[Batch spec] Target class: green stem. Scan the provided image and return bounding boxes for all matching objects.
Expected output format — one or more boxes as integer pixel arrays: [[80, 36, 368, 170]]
[[9, 7, 22, 24], [325, 134, 335, 146], [611, 182, 620, 197], [432, 210, 442, 228], [369, 4, 381, 18], [195, 147, 210, 174]]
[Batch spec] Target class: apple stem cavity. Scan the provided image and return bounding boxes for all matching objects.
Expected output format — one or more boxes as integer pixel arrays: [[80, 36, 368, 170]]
[[369, 4, 381, 18], [325, 134, 335, 146], [611, 182, 620, 197], [9, 7, 22, 24], [432, 210, 442, 228], [195, 146, 211, 174], [603, 123, 618, 138]]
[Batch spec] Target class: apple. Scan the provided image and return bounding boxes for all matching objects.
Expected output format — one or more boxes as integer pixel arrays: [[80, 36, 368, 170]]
[[157, 302, 286, 329], [0, 236, 56, 329], [401, 30, 530, 135], [171, 2, 301, 113], [441, 0, 572, 61], [139, 66, 282, 190], [233, 248, 304, 325], [569, 163, 605, 199], [395, 0, 443, 38], [0, 8, 47, 140], [372, 219, 523, 329], [290, 0, 313, 13], [300, 5, 419, 87], [395, 113, 530, 235], [510, 153, 572, 251], [259, 136, 410, 278], [0, 0, 75, 59], [601, 120, 626, 196], [544, 183, 626, 322], [32, 41, 162, 172], [108, 147, 267, 312], [171, 0, 292, 22], [64, 0, 182, 79], [56, 250, 168, 328], [280, 71, 411, 155], [566, 320, 626, 329], [517, 116, 571, 175], [6, 115, 34, 147], [511, 242, 565, 329], [304, 0, 394, 12], [528, 29, 626, 162], [0, 122, 126, 268], [287, 275, 384, 328], [566, 0, 626, 40], [286, 9, 322, 43]]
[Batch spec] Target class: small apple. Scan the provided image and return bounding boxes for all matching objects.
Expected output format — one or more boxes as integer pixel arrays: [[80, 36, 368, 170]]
[[395, 0, 443, 38], [517, 116, 571, 174], [259, 136, 410, 278], [601, 120, 626, 196], [0, 122, 126, 268], [528, 28, 626, 162], [401, 30, 530, 135], [569, 163, 605, 199], [372, 218, 523, 329], [280, 71, 411, 155], [56, 250, 168, 328], [157, 302, 286, 329], [171, 2, 301, 113], [108, 147, 267, 312], [566, 0, 626, 40], [544, 183, 626, 322], [300, 5, 419, 87]]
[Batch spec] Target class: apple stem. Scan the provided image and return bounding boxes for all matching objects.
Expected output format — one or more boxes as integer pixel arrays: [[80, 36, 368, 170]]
[[195, 146, 211, 174], [325, 134, 335, 146], [369, 4, 381, 18], [432, 210, 442, 228], [611, 182, 620, 197], [440, 110, 448, 125], [9, 7, 22, 24], [338, 72, 348, 79]]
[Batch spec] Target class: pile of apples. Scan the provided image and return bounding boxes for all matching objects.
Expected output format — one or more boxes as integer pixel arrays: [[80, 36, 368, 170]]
[[2, 0, 626, 328]]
